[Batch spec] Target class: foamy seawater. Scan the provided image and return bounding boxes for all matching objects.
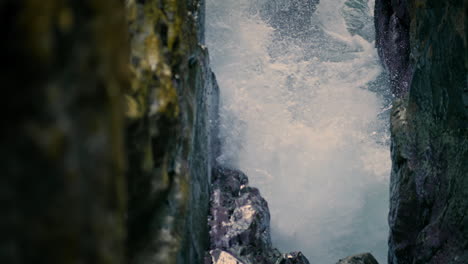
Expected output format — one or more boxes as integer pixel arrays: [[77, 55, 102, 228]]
[[206, 0, 391, 262]]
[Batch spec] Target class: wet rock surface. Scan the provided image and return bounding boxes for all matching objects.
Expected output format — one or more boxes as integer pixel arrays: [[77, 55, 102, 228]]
[[374, 0, 411, 96], [278, 252, 311, 264], [336, 253, 379, 264], [1, 0, 218, 263], [210, 249, 243, 264], [125, 0, 219, 263], [207, 167, 310, 264], [376, 0, 468, 263]]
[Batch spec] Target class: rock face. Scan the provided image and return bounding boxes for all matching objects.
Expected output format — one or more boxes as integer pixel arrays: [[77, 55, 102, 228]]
[[125, 0, 219, 263], [374, 0, 411, 96], [376, 0, 468, 263], [1, 0, 218, 264], [207, 167, 310, 264], [337, 253, 379, 264], [0, 1, 129, 263]]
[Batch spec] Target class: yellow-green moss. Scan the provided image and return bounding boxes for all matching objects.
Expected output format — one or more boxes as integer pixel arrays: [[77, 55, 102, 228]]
[[124, 94, 144, 120], [125, 0, 202, 262], [125, 0, 184, 120]]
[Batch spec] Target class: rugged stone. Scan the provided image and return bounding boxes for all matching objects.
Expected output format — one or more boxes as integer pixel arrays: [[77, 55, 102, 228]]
[[336, 253, 379, 264], [376, 0, 468, 263], [0, 1, 129, 263], [210, 249, 244, 264], [207, 167, 310, 264], [125, 0, 219, 264], [374, 0, 411, 96], [208, 167, 278, 264], [1, 0, 219, 264]]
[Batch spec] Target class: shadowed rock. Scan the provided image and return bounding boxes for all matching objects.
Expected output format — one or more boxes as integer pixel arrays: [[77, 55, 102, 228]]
[[337, 253, 379, 264], [374, 0, 411, 96], [279, 252, 311, 264], [0, 1, 129, 263], [375, 0, 468, 263]]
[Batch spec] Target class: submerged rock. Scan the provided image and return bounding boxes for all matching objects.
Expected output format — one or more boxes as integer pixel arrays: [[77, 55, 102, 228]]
[[336, 253, 379, 264]]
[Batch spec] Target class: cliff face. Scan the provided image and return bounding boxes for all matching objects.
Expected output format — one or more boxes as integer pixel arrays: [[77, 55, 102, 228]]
[[1, 1, 128, 263], [376, 0, 468, 263], [1, 1, 218, 264], [125, 0, 219, 263], [375, 0, 411, 97]]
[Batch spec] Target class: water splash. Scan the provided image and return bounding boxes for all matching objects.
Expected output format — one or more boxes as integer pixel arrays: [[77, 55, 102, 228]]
[[206, 0, 391, 262]]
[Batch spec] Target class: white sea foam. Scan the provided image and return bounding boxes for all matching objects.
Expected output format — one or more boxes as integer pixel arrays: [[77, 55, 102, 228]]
[[206, 0, 391, 262]]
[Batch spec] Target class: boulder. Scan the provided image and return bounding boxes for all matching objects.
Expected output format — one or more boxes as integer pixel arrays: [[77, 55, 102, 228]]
[[208, 166, 310, 264]]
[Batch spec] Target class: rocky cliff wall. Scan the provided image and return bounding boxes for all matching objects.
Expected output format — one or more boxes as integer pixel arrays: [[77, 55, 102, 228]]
[[125, 1, 219, 263], [1, 1, 218, 264], [375, 0, 468, 263]]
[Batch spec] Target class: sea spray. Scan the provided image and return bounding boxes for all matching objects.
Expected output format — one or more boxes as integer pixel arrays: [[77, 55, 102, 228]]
[[206, 0, 391, 262]]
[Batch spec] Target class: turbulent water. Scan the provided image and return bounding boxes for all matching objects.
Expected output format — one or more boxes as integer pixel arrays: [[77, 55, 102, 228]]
[[206, 0, 392, 263]]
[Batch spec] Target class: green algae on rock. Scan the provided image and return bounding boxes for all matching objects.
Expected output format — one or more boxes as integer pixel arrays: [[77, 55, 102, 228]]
[[125, 0, 219, 263]]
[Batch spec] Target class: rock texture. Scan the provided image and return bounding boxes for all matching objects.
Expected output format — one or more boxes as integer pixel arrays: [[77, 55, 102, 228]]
[[0, 1, 129, 263], [1, 0, 218, 264], [337, 253, 379, 264], [374, 0, 411, 96], [207, 167, 310, 264], [125, 1, 219, 264], [376, 0, 468, 263]]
